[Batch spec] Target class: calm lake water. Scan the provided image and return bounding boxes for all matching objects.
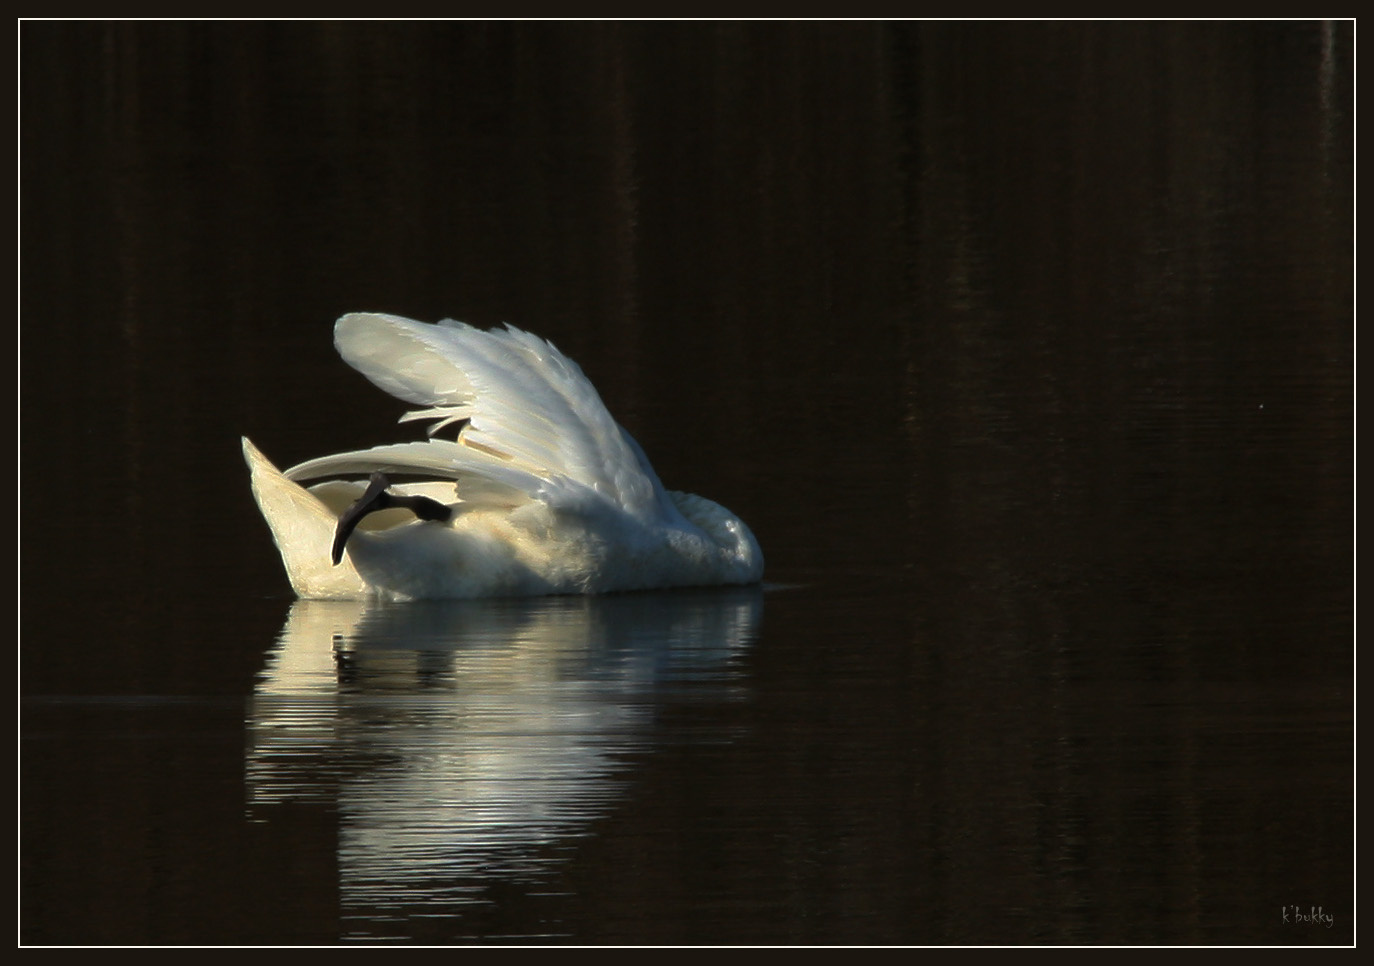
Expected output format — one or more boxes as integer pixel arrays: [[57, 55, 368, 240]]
[[21, 22, 1351, 945]]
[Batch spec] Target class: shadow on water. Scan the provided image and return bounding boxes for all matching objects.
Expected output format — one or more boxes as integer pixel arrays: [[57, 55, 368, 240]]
[[246, 589, 763, 940]]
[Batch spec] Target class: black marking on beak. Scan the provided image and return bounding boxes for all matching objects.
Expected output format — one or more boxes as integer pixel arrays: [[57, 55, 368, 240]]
[[331, 472, 453, 565]]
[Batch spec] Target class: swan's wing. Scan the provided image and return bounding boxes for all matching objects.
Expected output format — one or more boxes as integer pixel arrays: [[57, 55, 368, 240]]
[[285, 313, 673, 521]]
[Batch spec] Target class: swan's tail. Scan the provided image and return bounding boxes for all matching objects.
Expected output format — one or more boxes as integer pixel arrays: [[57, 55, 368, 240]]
[[242, 437, 369, 599]]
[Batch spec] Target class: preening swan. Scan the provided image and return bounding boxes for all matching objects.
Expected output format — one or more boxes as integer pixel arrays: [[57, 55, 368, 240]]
[[243, 313, 764, 601]]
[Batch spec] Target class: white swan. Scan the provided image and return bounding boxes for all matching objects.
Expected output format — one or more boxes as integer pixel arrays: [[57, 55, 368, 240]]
[[243, 313, 764, 601]]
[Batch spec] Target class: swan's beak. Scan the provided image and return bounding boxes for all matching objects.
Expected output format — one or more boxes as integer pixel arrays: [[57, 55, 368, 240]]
[[331, 472, 453, 565]]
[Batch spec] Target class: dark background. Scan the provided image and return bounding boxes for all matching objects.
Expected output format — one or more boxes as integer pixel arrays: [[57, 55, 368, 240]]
[[21, 21, 1352, 945]]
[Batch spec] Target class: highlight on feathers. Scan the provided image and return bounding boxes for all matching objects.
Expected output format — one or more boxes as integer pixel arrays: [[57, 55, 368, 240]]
[[244, 313, 763, 601]]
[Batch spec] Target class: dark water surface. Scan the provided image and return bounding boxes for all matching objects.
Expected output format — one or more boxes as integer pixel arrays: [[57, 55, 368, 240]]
[[21, 22, 1351, 945]]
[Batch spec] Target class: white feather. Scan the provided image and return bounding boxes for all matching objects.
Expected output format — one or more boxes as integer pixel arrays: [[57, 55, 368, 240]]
[[244, 313, 763, 600]]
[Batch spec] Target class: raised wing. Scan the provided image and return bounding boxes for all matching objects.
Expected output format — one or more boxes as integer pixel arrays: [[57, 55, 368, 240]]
[[285, 313, 674, 521]]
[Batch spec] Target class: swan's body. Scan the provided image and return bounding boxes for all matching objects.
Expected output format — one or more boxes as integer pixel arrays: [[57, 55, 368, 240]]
[[243, 313, 763, 601]]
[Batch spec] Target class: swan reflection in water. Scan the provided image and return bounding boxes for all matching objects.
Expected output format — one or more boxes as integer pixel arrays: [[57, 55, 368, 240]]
[[245, 588, 762, 930]]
